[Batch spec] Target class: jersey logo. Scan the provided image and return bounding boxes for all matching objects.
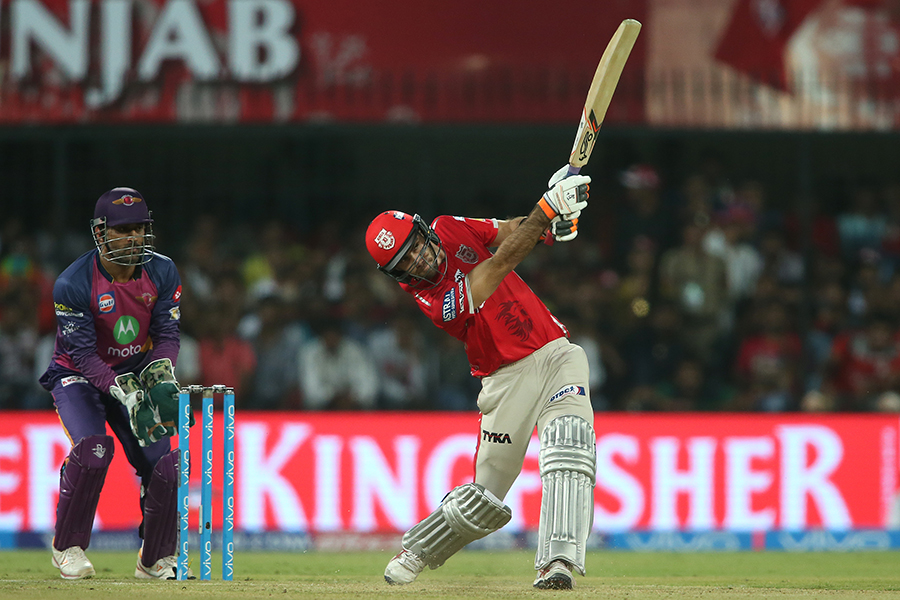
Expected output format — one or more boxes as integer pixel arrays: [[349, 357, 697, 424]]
[[548, 384, 586, 404], [442, 288, 457, 322], [496, 300, 533, 341], [98, 291, 116, 313], [172, 285, 182, 303], [482, 430, 512, 444], [455, 244, 478, 264], [374, 228, 395, 250], [114, 315, 140, 345], [135, 292, 157, 307], [169, 306, 181, 321], [61, 375, 88, 387], [112, 195, 142, 206]]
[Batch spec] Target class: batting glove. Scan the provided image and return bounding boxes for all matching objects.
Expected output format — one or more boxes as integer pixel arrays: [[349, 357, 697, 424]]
[[538, 175, 590, 219], [110, 373, 169, 447], [139, 358, 191, 429]]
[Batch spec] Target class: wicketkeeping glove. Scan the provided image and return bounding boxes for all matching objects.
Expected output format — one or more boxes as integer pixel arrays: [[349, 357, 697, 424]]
[[110, 373, 169, 447], [139, 358, 191, 429], [537, 174, 590, 219]]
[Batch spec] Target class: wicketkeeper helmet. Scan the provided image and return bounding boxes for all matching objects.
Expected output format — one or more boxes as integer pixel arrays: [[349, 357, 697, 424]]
[[90, 187, 156, 265]]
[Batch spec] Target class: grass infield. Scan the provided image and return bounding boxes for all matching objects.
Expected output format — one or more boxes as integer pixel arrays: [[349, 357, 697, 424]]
[[0, 549, 898, 599]]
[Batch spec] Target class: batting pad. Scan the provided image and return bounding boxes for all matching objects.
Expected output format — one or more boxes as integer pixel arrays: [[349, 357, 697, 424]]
[[402, 482, 512, 569], [535, 415, 596, 575]]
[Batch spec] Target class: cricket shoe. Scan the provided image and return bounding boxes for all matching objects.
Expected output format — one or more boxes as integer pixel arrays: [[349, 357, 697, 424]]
[[384, 549, 425, 585], [135, 550, 194, 580], [533, 560, 575, 590], [51, 546, 96, 580]]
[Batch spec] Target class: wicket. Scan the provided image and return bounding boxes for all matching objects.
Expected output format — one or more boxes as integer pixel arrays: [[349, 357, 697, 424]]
[[177, 385, 236, 581]]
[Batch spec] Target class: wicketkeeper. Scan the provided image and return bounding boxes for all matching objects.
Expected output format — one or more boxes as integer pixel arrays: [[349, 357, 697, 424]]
[[39, 187, 193, 579], [365, 167, 596, 590]]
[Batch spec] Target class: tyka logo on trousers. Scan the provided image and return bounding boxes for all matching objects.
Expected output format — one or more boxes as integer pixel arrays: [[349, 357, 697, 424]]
[[482, 430, 512, 444]]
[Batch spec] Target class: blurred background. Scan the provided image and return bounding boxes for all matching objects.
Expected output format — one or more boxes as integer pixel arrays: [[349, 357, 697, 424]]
[[1, 0, 900, 545], [3, 0, 900, 414]]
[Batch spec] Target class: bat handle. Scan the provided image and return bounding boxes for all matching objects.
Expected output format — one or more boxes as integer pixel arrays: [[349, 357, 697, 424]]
[[567, 165, 582, 176]]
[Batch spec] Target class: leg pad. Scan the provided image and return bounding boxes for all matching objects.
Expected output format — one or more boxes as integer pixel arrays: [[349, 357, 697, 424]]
[[535, 415, 596, 575], [403, 483, 511, 569]]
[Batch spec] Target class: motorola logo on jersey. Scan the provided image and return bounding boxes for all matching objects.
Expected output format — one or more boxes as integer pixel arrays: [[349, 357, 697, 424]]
[[114, 316, 140, 345], [98, 292, 116, 313], [482, 430, 512, 444], [108, 344, 143, 358]]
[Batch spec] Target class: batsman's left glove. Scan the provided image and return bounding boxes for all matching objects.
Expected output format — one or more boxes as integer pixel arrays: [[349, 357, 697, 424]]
[[538, 175, 590, 219]]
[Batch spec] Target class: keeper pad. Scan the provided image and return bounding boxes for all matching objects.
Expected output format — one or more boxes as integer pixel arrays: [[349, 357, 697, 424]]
[[402, 482, 512, 569], [535, 415, 596, 575]]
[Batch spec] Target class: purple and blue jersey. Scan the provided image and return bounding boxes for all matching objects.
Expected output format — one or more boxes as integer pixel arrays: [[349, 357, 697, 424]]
[[40, 249, 182, 394]]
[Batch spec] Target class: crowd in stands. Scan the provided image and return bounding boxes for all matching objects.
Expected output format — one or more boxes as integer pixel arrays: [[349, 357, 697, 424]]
[[2, 161, 900, 413]]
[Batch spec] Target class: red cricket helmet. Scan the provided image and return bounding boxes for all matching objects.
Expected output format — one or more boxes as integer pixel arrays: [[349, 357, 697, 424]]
[[365, 211, 446, 289]]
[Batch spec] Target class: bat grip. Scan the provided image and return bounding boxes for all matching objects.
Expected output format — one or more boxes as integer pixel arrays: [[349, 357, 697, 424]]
[[567, 165, 582, 176]]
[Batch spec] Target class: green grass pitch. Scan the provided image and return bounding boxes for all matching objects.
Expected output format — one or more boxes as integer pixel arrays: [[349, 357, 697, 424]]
[[0, 550, 898, 599]]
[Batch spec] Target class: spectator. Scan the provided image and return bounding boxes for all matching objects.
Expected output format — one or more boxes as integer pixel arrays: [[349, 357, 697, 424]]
[[659, 220, 729, 364], [245, 294, 306, 410], [196, 301, 257, 404], [730, 300, 802, 411], [368, 312, 430, 409], [823, 311, 900, 411], [299, 317, 378, 410]]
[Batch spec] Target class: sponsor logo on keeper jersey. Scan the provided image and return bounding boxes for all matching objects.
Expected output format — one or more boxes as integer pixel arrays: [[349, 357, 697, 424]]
[[169, 306, 181, 321], [547, 384, 586, 404], [112, 194, 142, 206], [442, 288, 457, 322], [172, 285, 182, 303], [113, 315, 140, 345], [455, 244, 478, 264], [61, 375, 88, 387], [62, 322, 79, 336], [482, 430, 512, 444], [97, 291, 116, 313], [54, 302, 83, 317]]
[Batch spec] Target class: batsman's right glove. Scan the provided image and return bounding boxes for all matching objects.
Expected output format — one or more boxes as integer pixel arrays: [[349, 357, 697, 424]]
[[539, 214, 581, 245]]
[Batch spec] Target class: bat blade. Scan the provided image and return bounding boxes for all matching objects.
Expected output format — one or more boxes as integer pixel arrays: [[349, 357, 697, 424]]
[[568, 19, 641, 173]]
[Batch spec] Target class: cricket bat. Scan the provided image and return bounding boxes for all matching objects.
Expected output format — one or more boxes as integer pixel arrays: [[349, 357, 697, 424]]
[[567, 18, 641, 175]]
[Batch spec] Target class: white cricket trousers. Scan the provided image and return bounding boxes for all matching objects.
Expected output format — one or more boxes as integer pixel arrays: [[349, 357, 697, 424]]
[[473, 337, 594, 500]]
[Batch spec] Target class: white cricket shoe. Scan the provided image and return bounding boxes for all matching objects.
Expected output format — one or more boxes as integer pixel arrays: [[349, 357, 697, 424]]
[[135, 550, 193, 580], [533, 559, 575, 590], [51, 546, 95, 580], [384, 549, 425, 585]]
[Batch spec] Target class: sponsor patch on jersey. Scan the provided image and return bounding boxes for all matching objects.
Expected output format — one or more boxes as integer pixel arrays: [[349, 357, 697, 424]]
[[169, 306, 181, 321], [62, 322, 79, 336], [442, 288, 457, 322], [113, 315, 140, 345], [547, 384, 586, 404], [455, 244, 478, 264], [97, 291, 116, 313], [55, 302, 84, 318], [172, 285, 182, 303], [61, 375, 88, 387]]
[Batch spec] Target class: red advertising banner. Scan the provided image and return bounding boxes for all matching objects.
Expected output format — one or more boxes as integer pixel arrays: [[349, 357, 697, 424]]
[[0, 0, 647, 124], [0, 411, 897, 534]]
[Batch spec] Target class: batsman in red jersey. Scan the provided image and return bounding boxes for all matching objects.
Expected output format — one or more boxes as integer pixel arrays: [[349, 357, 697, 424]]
[[366, 169, 595, 590]]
